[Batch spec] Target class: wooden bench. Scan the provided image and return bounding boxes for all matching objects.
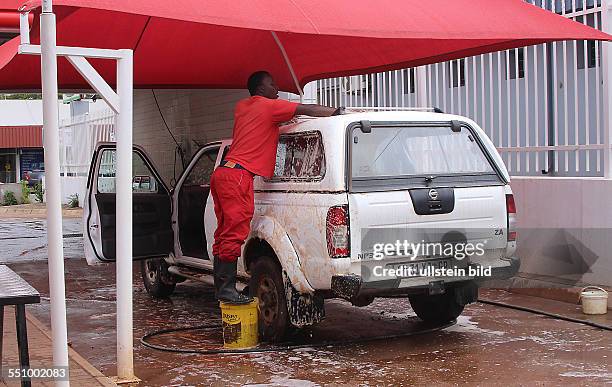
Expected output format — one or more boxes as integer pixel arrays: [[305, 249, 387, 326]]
[[0, 265, 40, 387]]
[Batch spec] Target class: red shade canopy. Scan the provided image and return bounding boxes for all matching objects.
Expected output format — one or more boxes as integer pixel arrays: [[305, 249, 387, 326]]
[[0, 0, 610, 92], [0, 1, 24, 11]]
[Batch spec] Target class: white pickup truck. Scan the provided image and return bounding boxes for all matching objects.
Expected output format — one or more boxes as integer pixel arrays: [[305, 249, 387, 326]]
[[84, 109, 519, 342]]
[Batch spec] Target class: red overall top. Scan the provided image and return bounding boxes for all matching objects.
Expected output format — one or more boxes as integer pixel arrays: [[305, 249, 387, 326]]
[[210, 96, 298, 261]]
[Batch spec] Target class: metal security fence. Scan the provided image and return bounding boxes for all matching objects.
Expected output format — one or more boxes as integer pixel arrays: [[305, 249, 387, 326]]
[[59, 109, 115, 177], [315, 0, 609, 177]]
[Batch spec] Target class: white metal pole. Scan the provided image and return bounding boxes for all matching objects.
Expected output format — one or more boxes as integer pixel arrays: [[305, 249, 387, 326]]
[[116, 50, 134, 380], [40, 0, 71, 385], [19, 11, 30, 45], [416, 66, 428, 108], [603, 0, 612, 178], [115, 49, 135, 381], [270, 31, 303, 99]]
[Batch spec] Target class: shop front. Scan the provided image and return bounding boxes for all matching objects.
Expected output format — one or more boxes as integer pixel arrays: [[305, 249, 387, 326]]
[[0, 147, 17, 183], [0, 125, 43, 184]]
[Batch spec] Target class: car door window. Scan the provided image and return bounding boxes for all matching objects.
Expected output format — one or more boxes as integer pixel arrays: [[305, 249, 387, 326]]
[[184, 148, 218, 186], [97, 149, 160, 193]]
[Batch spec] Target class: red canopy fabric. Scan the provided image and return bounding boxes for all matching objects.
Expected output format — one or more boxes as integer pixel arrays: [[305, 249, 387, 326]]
[[0, 1, 24, 11], [0, 0, 610, 92]]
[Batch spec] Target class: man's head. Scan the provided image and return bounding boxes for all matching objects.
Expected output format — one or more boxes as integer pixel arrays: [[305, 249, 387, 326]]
[[247, 71, 279, 99]]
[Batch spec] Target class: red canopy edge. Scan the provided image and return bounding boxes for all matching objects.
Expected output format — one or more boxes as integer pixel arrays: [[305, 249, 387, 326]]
[[0, 0, 609, 93], [21, 0, 612, 40]]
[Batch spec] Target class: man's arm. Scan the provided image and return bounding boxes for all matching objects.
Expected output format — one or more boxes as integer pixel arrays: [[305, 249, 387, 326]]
[[295, 104, 340, 117]]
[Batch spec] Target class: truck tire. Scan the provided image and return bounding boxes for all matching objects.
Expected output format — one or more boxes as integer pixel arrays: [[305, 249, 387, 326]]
[[249, 256, 290, 343], [408, 289, 465, 324], [141, 258, 177, 298]]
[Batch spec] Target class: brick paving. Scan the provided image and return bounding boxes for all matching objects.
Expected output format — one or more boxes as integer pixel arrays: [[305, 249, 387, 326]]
[[1, 307, 115, 386]]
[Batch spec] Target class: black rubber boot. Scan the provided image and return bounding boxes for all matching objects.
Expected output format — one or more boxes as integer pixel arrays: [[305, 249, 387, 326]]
[[214, 256, 253, 304]]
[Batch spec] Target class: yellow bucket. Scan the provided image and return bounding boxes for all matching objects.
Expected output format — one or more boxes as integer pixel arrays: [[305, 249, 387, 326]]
[[220, 298, 259, 349]]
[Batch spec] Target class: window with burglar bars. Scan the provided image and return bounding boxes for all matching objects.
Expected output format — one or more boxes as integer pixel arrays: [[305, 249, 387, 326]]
[[314, 0, 606, 177]]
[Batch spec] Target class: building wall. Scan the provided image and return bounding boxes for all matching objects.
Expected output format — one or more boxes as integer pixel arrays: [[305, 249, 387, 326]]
[[0, 100, 71, 126], [132, 89, 248, 186], [511, 177, 612, 287], [60, 176, 86, 206]]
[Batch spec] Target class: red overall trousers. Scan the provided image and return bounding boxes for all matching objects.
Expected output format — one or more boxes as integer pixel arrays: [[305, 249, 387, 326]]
[[210, 166, 255, 262]]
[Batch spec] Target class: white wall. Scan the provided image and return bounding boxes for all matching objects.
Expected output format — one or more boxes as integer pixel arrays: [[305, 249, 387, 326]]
[[0, 100, 69, 125], [511, 177, 612, 287], [60, 176, 86, 206], [133, 89, 248, 186], [133, 84, 318, 186], [0, 99, 111, 126]]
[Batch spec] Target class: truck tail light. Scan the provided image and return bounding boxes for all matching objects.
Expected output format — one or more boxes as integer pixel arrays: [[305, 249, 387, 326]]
[[326, 205, 350, 258], [506, 194, 517, 242]]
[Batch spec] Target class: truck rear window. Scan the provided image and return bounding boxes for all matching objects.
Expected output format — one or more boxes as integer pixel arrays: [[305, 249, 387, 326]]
[[350, 125, 500, 189]]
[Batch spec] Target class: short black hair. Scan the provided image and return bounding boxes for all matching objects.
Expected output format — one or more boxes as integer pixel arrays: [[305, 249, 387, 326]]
[[247, 71, 271, 96]]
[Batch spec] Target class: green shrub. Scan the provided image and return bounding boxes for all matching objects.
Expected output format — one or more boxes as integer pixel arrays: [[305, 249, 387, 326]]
[[67, 193, 79, 208], [20, 180, 31, 204], [3, 191, 18, 206], [34, 182, 44, 203]]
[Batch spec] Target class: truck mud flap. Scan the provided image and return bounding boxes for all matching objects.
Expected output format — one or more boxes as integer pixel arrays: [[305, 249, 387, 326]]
[[283, 272, 325, 327]]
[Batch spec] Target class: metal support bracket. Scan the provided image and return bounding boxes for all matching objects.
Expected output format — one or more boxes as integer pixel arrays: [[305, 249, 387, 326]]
[[66, 56, 120, 113], [19, 44, 126, 59]]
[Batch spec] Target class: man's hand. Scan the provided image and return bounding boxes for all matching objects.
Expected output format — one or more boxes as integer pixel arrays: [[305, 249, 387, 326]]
[[296, 104, 338, 117]]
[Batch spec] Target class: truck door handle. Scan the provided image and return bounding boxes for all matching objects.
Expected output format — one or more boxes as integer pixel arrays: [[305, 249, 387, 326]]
[[90, 224, 99, 229]]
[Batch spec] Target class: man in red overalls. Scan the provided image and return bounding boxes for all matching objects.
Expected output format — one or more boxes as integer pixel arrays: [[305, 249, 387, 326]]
[[211, 71, 340, 304]]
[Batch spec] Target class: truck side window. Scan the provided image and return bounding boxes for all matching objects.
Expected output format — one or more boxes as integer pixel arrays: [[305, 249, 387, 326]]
[[97, 149, 159, 193], [269, 131, 325, 181]]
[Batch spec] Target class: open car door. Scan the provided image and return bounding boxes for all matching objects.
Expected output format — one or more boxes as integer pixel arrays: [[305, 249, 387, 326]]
[[83, 142, 173, 265]]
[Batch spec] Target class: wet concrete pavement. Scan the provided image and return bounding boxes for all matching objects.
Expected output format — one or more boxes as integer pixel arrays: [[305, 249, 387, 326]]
[[1, 218, 611, 386], [0, 218, 83, 263]]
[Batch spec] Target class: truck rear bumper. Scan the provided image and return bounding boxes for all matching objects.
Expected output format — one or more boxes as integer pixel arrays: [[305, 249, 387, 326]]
[[331, 256, 520, 300]]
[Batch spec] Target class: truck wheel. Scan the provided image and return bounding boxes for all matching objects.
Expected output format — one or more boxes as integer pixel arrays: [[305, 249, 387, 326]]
[[408, 289, 465, 324], [141, 258, 176, 298], [249, 256, 290, 343]]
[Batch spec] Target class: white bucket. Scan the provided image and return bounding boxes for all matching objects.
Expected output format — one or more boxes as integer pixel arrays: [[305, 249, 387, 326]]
[[579, 286, 609, 315]]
